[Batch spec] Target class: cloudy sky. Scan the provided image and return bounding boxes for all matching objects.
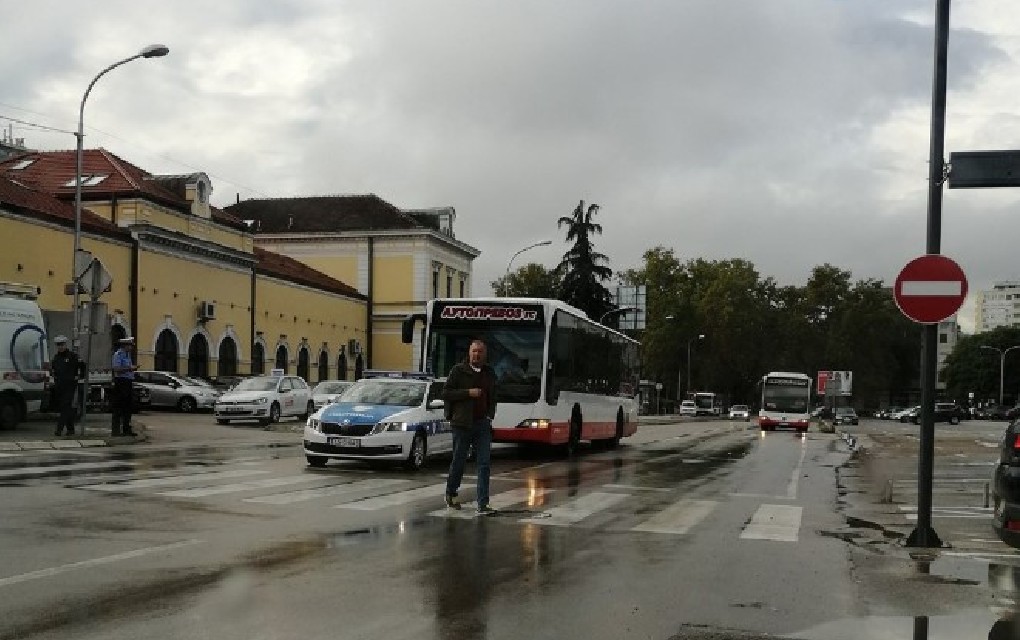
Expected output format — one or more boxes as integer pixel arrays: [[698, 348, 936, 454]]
[[4, 0, 1020, 331]]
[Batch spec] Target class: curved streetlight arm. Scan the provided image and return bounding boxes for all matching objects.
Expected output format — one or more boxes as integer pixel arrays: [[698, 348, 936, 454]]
[[598, 306, 638, 324], [506, 240, 552, 275]]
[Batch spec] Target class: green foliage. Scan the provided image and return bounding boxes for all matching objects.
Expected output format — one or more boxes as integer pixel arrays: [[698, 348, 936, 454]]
[[490, 263, 562, 298], [943, 327, 1020, 405], [555, 200, 614, 320]]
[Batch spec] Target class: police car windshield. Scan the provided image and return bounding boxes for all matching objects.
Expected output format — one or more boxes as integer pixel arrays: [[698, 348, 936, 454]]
[[234, 377, 279, 392], [343, 380, 425, 406]]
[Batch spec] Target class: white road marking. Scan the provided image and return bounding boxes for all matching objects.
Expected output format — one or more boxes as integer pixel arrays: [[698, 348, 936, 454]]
[[900, 280, 962, 296], [632, 499, 717, 535], [729, 492, 796, 501], [786, 441, 808, 499], [82, 469, 269, 492], [160, 475, 320, 498], [521, 492, 629, 526], [0, 461, 134, 478], [430, 487, 545, 519], [243, 478, 410, 504], [602, 484, 672, 493], [0, 540, 201, 588], [740, 504, 802, 542], [337, 483, 452, 510]]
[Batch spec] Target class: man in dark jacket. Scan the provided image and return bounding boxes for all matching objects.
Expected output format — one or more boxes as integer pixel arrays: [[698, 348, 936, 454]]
[[443, 339, 498, 514], [50, 335, 83, 436]]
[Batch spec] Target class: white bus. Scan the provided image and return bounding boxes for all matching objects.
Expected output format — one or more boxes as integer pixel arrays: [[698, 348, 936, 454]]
[[758, 371, 812, 432], [403, 298, 640, 454], [691, 391, 722, 417]]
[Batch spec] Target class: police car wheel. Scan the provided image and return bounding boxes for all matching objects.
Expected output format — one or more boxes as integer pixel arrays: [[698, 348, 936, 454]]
[[306, 455, 328, 468], [405, 433, 427, 471]]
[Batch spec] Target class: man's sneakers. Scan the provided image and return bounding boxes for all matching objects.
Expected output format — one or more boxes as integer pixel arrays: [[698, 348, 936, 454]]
[[476, 504, 498, 516], [445, 494, 461, 510]]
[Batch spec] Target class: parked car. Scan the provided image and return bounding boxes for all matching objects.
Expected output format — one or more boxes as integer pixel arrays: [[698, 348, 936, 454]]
[[833, 407, 858, 426], [909, 402, 967, 425], [991, 418, 1020, 548], [214, 374, 313, 426], [728, 404, 751, 421], [896, 406, 919, 423], [311, 380, 355, 411], [679, 400, 697, 417], [982, 405, 1016, 421], [303, 373, 448, 471], [134, 371, 220, 412]]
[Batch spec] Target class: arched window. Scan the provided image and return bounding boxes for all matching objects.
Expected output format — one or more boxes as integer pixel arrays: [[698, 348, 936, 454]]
[[354, 353, 364, 380], [154, 329, 178, 372], [251, 343, 265, 375], [297, 347, 310, 382], [188, 334, 209, 379], [337, 352, 348, 381], [218, 337, 238, 377], [275, 345, 288, 373], [318, 350, 329, 382]]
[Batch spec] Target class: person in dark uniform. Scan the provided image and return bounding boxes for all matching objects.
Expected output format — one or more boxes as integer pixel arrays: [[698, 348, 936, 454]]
[[50, 335, 83, 437], [111, 337, 138, 437]]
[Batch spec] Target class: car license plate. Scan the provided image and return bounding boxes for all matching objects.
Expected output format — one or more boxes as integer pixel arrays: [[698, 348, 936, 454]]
[[328, 437, 360, 447], [222, 408, 244, 414]]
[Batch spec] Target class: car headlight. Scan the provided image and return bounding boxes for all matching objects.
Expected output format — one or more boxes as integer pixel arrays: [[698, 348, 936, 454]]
[[307, 418, 320, 432], [372, 421, 406, 434], [517, 419, 550, 429], [255, 397, 268, 404]]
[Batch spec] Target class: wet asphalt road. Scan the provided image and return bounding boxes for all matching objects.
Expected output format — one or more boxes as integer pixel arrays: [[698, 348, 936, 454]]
[[0, 418, 859, 639]]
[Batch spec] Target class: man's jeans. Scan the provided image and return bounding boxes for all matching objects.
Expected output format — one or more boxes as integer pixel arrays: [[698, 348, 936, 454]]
[[446, 418, 492, 507]]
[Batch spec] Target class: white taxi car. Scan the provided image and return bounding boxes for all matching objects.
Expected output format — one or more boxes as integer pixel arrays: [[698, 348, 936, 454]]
[[679, 400, 698, 417], [303, 373, 450, 471], [214, 374, 313, 426], [728, 404, 751, 421]]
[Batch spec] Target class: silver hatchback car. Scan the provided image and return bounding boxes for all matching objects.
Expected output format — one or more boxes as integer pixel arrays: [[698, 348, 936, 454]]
[[134, 371, 221, 412]]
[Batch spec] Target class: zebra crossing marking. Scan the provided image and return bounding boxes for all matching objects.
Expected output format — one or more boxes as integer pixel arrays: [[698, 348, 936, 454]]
[[337, 483, 451, 510], [243, 478, 411, 504], [159, 475, 321, 498], [520, 492, 629, 526], [429, 487, 549, 519], [740, 504, 802, 542], [632, 499, 717, 535], [82, 468, 269, 492]]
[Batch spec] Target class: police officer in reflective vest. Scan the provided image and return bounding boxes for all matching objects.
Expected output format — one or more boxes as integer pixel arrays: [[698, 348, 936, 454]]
[[111, 337, 138, 437]]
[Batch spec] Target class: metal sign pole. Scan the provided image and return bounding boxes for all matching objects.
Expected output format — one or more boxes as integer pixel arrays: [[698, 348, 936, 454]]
[[907, 0, 950, 549]]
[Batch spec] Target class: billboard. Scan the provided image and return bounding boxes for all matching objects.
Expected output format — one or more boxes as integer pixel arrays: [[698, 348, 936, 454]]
[[613, 285, 646, 330], [817, 370, 852, 396]]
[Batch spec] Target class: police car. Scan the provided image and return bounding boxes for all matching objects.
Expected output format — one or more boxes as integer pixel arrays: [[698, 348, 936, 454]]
[[303, 371, 451, 471], [214, 373, 314, 426]]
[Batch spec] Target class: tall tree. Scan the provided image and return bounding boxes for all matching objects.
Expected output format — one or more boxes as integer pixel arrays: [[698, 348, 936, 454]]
[[490, 263, 561, 298], [556, 200, 614, 320]]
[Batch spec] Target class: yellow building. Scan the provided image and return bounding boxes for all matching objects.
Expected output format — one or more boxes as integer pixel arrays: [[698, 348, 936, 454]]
[[0, 149, 368, 381], [226, 196, 480, 371]]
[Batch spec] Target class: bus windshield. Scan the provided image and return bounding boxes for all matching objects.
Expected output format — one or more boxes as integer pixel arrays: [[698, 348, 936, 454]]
[[762, 383, 809, 413], [427, 325, 545, 403]]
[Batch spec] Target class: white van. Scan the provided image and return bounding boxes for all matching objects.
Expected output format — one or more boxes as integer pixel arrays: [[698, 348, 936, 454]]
[[0, 282, 49, 429]]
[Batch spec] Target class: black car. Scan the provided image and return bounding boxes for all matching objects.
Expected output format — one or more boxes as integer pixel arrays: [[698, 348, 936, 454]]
[[909, 402, 966, 425], [992, 418, 1020, 548]]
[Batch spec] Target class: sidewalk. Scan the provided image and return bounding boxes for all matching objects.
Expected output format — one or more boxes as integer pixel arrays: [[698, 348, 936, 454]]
[[0, 410, 147, 451]]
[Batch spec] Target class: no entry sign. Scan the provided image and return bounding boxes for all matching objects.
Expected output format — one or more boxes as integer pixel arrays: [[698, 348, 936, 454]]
[[894, 254, 968, 324]]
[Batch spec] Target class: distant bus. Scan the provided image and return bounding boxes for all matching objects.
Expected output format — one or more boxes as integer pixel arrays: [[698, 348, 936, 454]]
[[402, 298, 640, 454], [758, 371, 812, 432], [690, 391, 723, 417]]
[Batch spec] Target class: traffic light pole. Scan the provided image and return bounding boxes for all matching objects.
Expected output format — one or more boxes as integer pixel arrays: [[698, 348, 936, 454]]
[[906, 0, 950, 549]]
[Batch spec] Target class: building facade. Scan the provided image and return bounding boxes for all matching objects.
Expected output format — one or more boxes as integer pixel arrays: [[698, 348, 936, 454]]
[[975, 281, 1020, 333], [936, 316, 961, 391], [225, 196, 480, 372], [0, 149, 368, 381]]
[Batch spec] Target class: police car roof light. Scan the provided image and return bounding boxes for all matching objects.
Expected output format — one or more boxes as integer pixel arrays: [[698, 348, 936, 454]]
[[362, 369, 432, 380]]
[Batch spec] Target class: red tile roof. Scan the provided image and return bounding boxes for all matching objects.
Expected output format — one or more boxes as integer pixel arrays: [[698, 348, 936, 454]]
[[254, 246, 366, 300], [0, 175, 127, 239], [225, 195, 430, 233]]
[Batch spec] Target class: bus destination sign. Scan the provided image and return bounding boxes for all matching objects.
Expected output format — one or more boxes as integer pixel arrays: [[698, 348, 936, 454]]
[[438, 304, 542, 322]]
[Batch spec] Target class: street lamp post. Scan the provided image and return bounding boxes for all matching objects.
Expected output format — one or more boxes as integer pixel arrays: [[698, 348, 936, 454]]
[[598, 306, 638, 325], [687, 334, 705, 395], [505, 240, 552, 276], [980, 344, 1020, 406], [72, 44, 170, 348]]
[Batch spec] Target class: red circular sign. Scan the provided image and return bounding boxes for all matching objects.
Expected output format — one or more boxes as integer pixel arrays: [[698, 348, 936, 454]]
[[894, 254, 968, 324]]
